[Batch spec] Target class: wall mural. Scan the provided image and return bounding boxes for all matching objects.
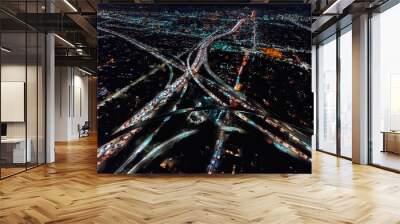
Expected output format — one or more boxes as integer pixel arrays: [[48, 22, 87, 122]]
[[97, 4, 312, 174]]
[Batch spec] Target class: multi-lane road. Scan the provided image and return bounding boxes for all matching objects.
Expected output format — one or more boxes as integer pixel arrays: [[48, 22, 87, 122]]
[[97, 10, 312, 174]]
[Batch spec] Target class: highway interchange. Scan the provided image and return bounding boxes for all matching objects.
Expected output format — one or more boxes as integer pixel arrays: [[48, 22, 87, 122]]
[[97, 5, 312, 174]]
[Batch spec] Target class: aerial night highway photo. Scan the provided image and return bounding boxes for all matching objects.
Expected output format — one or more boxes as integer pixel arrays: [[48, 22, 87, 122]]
[[97, 4, 312, 174]]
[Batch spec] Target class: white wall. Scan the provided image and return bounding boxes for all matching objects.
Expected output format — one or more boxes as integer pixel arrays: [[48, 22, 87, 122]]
[[55, 66, 69, 141], [72, 73, 89, 138], [1, 64, 26, 138], [55, 66, 89, 141], [1, 64, 42, 138], [1, 63, 46, 164]]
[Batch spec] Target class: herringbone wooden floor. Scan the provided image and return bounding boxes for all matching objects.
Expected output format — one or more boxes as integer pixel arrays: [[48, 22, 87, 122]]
[[1, 135, 399, 224]]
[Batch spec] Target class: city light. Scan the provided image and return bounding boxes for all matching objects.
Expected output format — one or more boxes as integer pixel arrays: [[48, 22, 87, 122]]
[[97, 5, 312, 174]]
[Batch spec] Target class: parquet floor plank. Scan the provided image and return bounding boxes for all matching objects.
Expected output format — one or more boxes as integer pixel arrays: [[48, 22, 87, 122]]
[[0, 135, 399, 223]]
